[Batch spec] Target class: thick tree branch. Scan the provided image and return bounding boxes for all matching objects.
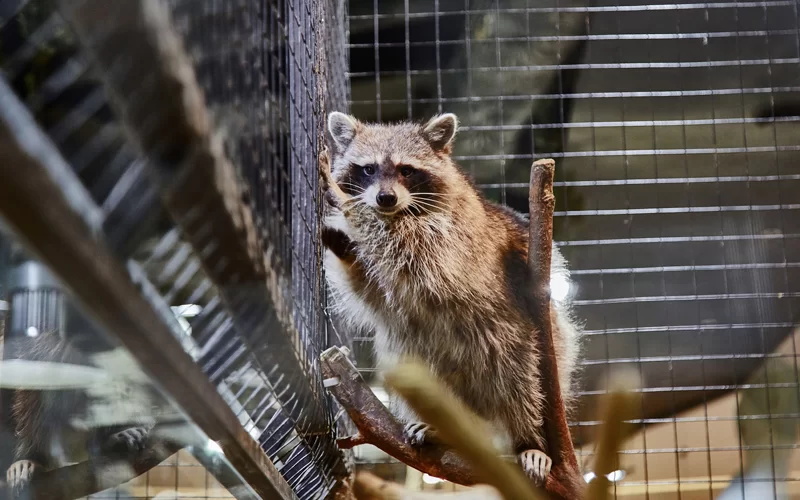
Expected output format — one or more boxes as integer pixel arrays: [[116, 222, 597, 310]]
[[527, 158, 585, 498]]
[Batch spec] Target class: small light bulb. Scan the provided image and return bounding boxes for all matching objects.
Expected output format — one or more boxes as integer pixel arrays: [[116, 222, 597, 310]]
[[583, 470, 626, 484], [606, 469, 626, 482]]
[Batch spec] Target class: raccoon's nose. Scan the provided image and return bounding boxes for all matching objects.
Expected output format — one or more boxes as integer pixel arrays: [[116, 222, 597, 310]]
[[376, 191, 398, 208]]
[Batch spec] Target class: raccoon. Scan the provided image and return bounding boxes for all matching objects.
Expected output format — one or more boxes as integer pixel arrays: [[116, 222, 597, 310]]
[[5, 331, 150, 492], [320, 112, 582, 483]]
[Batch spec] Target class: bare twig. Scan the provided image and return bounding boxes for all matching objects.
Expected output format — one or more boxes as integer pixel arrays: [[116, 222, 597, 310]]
[[384, 361, 544, 500], [586, 370, 639, 500], [527, 159, 585, 498], [321, 347, 477, 485]]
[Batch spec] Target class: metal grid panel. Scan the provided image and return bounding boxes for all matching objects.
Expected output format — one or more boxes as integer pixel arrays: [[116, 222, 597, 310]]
[[347, 0, 800, 496], [0, 0, 351, 498]]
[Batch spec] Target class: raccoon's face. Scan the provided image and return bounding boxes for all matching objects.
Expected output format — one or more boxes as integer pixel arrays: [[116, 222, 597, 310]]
[[327, 112, 461, 217]]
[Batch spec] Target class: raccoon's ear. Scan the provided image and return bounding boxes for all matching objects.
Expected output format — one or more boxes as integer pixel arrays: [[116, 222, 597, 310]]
[[422, 113, 459, 151], [328, 112, 360, 150]]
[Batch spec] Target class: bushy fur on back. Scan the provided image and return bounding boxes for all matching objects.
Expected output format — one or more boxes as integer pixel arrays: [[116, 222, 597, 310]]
[[322, 112, 582, 452]]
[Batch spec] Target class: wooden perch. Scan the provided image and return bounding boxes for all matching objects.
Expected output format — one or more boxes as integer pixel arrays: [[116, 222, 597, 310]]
[[526, 159, 585, 498], [0, 438, 182, 500], [586, 370, 639, 500]]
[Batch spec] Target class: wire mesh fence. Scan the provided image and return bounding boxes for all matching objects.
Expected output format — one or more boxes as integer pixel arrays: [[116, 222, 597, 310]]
[[0, 0, 352, 498], [347, 0, 800, 497]]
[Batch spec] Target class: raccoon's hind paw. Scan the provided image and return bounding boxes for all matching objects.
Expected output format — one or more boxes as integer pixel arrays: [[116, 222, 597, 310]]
[[403, 422, 438, 446], [518, 449, 552, 486], [6, 460, 38, 492], [106, 426, 149, 453], [319, 147, 350, 208]]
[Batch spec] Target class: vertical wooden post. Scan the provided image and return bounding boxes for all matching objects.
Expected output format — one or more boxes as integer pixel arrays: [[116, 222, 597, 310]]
[[527, 159, 585, 498]]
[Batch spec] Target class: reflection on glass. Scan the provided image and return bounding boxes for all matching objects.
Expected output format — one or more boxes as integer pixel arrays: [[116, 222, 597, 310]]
[[0, 229, 253, 499]]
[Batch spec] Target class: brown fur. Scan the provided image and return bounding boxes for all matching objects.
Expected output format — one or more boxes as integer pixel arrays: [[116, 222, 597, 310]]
[[323, 113, 582, 453]]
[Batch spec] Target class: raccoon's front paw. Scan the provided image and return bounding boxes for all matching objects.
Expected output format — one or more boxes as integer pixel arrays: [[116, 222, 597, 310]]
[[518, 449, 552, 485], [404, 422, 438, 446], [106, 426, 149, 453], [319, 147, 350, 208], [6, 460, 38, 492], [319, 147, 334, 190]]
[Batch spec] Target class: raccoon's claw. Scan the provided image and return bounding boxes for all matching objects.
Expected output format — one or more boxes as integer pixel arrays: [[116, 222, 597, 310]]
[[519, 449, 552, 485], [7, 460, 38, 492], [319, 147, 334, 189], [319, 147, 350, 208], [404, 422, 437, 446], [107, 426, 149, 453]]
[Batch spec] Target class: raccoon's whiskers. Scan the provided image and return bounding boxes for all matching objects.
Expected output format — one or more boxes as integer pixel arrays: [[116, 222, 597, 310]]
[[409, 196, 449, 212], [409, 201, 445, 214], [339, 182, 366, 194]]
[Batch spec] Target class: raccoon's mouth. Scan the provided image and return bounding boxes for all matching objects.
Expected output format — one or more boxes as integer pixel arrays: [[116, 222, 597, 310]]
[[375, 206, 405, 216]]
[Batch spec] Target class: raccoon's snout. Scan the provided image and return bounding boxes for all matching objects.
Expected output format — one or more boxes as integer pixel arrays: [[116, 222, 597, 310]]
[[376, 190, 398, 208]]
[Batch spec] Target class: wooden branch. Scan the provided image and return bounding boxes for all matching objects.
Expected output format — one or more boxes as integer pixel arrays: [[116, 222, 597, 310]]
[[0, 438, 182, 500], [586, 370, 639, 500], [527, 159, 585, 498], [321, 346, 477, 484], [337, 433, 368, 448]]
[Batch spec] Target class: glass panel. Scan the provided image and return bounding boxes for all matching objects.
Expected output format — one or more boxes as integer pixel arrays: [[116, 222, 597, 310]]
[[0, 224, 258, 500]]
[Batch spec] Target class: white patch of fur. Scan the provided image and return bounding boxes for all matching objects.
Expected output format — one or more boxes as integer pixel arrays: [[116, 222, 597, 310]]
[[324, 250, 382, 334], [362, 184, 380, 208], [325, 211, 353, 237]]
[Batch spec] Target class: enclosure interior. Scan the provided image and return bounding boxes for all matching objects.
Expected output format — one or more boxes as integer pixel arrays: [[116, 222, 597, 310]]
[[346, 0, 800, 498], [0, 0, 798, 498]]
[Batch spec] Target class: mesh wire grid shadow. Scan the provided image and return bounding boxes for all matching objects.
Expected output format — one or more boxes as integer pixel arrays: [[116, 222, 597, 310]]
[[0, 0, 352, 498], [347, 0, 800, 497]]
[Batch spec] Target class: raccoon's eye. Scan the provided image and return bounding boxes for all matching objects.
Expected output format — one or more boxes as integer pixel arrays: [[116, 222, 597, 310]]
[[399, 166, 415, 177], [362, 165, 376, 175]]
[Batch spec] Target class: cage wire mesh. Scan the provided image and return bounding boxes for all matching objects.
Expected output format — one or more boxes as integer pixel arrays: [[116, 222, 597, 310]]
[[347, 0, 800, 497], [0, 0, 352, 498]]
